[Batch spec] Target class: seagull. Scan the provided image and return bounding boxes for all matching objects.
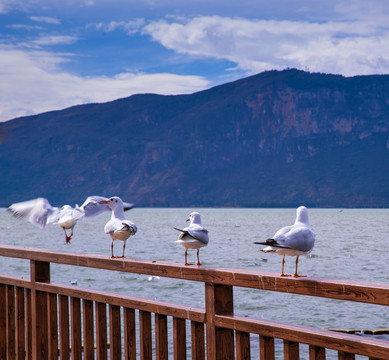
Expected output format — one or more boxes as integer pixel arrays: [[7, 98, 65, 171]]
[[174, 212, 209, 266], [99, 196, 137, 258], [7, 196, 134, 243], [254, 206, 315, 277]]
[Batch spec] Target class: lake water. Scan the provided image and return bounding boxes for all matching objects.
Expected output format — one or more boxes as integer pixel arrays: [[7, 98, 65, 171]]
[[0, 207, 388, 358]]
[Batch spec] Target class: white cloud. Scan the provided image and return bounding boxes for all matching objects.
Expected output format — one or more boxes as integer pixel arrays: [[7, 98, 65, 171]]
[[142, 14, 389, 76], [30, 16, 61, 25], [93, 18, 145, 35], [0, 45, 210, 122], [32, 35, 79, 46]]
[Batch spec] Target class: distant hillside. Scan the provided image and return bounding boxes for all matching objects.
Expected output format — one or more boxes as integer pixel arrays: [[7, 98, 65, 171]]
[[1, 69, 388, 208]]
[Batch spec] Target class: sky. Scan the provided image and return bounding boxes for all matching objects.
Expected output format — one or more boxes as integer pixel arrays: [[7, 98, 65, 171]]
[[1, 0, 389, 122]]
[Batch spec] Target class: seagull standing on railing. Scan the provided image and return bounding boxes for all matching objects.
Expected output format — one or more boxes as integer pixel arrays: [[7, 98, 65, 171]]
[[254, 206, 315, 277], [7, 196, 134, 243], [99, 196, 137, 258], [174, 212, 209, 266]]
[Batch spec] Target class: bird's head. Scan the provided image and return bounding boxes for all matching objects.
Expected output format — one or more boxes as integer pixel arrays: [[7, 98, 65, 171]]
[[187, 212, 202, 225], [99, 196, 123, 210]]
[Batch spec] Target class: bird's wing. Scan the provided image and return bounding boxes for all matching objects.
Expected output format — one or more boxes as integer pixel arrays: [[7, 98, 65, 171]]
[[120, 220, 137, 234], [123, 202, 135, 211], [283, 226, 315, 252], [46, 207, 62, 224], [254, 239, 292, 249], [7, 198, 54, 229], [187, 227, 209, 244], [79, 196, 111, 218]]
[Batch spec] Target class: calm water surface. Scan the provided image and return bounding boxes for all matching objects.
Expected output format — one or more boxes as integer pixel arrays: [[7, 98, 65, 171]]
[[0, 208, 388, 358]]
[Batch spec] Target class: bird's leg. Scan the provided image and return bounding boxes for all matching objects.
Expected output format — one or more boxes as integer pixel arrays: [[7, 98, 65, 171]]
[[196, 249, 201, 266], [111, 241, 116, 258], [280, 255, 291, 277], [63, 228, 71, 244], [121, 241, 126, 258], [293, 256, 307, 278], [184, 249, 192, 265]]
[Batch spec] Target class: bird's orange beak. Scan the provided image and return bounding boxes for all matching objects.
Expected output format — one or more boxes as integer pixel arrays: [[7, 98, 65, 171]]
[[100, 200, 109, 204], [186, 217, 190, 222]]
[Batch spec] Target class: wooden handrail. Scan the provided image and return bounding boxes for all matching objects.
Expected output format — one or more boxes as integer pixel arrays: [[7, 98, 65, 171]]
[[215, 314, 389, 359], [0, 244, 388, 305]]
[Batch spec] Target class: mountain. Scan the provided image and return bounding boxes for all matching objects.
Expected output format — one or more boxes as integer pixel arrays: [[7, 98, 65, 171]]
[[1, 69, 389, 208]]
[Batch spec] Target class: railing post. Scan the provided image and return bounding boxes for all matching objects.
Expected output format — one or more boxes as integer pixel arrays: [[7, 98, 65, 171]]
[[30, 260, 50, 360], [205, 283, 234, 360]]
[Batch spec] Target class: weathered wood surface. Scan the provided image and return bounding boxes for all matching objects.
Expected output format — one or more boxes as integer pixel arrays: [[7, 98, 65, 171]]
[[215, 314, 389, 359], [0, 244, 388, 305]]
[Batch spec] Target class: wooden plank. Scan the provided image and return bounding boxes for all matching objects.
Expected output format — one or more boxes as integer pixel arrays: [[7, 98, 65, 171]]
[[7, 285, 16, 360], [47, 293, 58, 360], [71, 297, 82, 360], [191, 321, 205, 360], [0, 284, 6, 360], [309, 345, 325, 360], [235, 331, 250, 360], [0, 284, 7, 359], [1, 244, 388, 305], [59, 295, 70, 360], [205, 283, 234, 360], [284, 340, 299, 360], [155, 314, 168, 360], [123, 308, 136, 360], [30, 260, 50, 360], [82, 299, 95, 360], [173, 317, 186, 360], [25, 289, 32, 360], [260, 336, 274, 360], [95, 302, 107, 360], [109, 304, 121, 359], [139, 310, 152, 360], [338, 351, 355, 359], [215, 314, 389, 359], [34, 281, 205, 323], [16, 287, 25, 360]]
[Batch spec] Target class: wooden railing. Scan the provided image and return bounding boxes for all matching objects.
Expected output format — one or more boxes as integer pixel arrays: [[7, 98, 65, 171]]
[[0, 244, 388, 359]]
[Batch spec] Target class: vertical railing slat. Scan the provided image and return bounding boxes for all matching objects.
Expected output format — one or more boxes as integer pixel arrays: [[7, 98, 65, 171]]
[[30, 260, 50, 360], [59, 295, 70, 360], [260, 335, 275, 360], [139, 310, 152, 360], [284, 340, 299, 360], [236, 331, 250, 360], [338, 352, 355, 359], [123, 308, 136, 360], [155, 314, 168, 360], [82, 299, 95, 360], [309, 345, 326, 360], [109, 304, 121, 359], [16, 287, 25, 360], [173, 317, 186, 360], [0, 284, 7, 359], [191, 321, 205, 360], [25, 289, 32, 360], [95, 302, 107, 360], [71, 297, 82, 360], [47, 293, 58, 360], [7, 285, 16, 360]]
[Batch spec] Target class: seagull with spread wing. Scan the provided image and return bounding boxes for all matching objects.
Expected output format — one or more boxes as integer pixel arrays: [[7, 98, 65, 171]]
[[8, 196, 134, 243]]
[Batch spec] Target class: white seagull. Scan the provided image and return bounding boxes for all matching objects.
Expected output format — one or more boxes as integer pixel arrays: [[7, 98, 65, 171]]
[[7, 196, 134, 243], [174, 212, 209, 266], [99, 196, 137, 258], [254, 206, 315, 277]]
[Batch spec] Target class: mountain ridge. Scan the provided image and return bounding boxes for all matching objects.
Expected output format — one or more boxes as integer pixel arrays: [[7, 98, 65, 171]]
[[1, 69, 388, 208]]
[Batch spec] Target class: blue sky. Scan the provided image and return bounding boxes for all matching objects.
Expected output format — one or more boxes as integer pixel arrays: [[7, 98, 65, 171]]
[[1, 0, 388, 122]]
